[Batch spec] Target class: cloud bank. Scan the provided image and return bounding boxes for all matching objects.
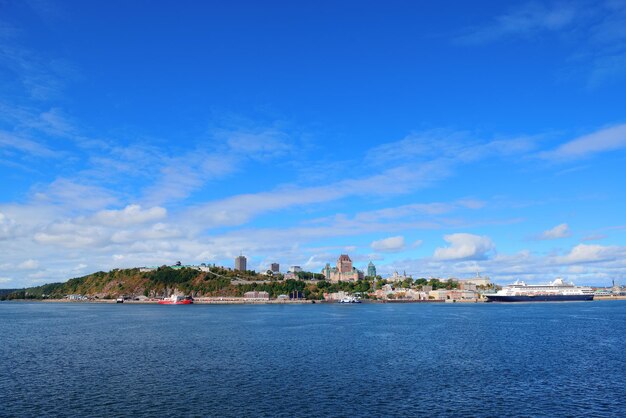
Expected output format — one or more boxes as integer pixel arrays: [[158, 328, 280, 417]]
[[370, 236, 406, 252], [434, 233, 495, 261]]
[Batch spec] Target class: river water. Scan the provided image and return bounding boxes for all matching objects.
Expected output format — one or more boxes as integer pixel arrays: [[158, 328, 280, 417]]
[[1, 301, 624, 417]]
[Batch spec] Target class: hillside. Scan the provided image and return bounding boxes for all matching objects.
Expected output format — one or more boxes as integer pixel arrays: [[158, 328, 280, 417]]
[[1, 266, 350, 301], [0, 288, 20, 297], [1, 266, 249, 300], [0, 266, 457, 301]]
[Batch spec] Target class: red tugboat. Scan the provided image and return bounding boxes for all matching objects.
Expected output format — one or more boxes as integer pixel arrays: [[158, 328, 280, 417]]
[[158, 295, 193, 305]]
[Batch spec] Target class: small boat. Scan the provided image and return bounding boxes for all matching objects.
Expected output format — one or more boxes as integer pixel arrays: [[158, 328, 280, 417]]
[[116, 297, 124, 303], [338, 296, 361, 303], [158, 295, 193, 305]]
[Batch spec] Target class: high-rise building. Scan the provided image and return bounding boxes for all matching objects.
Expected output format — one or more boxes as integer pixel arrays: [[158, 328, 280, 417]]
[[367, 261, 376, 278], [235, 255, 247, 271], [288, 265, 302, 273], [270, 263, 280, 273]]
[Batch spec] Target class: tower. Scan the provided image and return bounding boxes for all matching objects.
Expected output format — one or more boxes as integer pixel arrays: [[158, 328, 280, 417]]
[[337, 254, 352, 273], [235, 255, 247, 271], [323, 263, 331, 280], [367, 261, 376, 278]]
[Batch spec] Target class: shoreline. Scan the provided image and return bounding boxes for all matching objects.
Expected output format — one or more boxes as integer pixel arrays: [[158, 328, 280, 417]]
[[3, 298, 448, 304], [4, 296, 625, 304]]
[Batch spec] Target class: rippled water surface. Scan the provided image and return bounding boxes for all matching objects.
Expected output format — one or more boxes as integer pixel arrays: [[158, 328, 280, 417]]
[[1, 301, 625, 417]]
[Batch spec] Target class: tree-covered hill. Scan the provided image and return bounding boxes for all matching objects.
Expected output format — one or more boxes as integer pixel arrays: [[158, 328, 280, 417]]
[[1, 266, 330, 300], [0, 288, 20, 297], [1, 266, 232, 300]]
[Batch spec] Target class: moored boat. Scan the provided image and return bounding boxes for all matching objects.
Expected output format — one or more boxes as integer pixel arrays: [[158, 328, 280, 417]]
[[158, 295, 193, 305], [338, 296, 361, 303], [486, 278, 594, 302]]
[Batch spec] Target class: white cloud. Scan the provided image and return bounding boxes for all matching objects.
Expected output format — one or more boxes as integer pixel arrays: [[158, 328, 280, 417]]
[[83, 142, 165, 180], [541, 223, 571, 240], [365, 253, 385, 261], [370, 236, 406, 252], [581, 233, 607, 242], [33, 232, 101, 248], [185, 161, 454, 229], [434, 233, 495, 260], [223, 128, 293, 159], [303, 254, 332, 271], [456, 199, 487, 210], [110, 223, 182, 243], [353, 199, 486, 223], [541, 124, 626, 160], [354, 202, 454, 222], [141, 152, 238, 206], [366, 130, 535, 167], [555, 243, 622, 264], [0, 212, 18, 240], [92, 205, 166, 227], [0, 131, 59, 158], [457, 2, 578, 44], [38, 108, 77, 137], [0, 35, 68, 100], [0, 277, 13, 284], [34, 221, 108, 249], [18, 259, 39, 270], [567, 265, 586, 274], [457, 3, 626, 86], [366, 130, 465, 164], [139, 125, 297, 207], [32, 178, 119, 211]]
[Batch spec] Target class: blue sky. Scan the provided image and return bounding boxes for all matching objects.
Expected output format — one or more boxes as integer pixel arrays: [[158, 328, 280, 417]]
[[2, 0, 626, 288]]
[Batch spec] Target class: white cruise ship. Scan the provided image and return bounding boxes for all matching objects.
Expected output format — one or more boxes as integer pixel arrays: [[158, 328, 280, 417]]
[[486, 278, 594, 302]]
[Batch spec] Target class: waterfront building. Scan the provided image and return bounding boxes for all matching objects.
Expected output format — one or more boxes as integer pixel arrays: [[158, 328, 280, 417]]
[[459, 282, 477, 291], [243, 291, 269, 300], [325, 291, 351, 301], [367, 261, 376, 278], [448, 290, 478, 301], [387, 289, 428, 300], [235, 255, 247, 271], [322, 254, 364, 282], [429, 289, 449, 300], [270, 263, 280, 273], [373, 283, 402, 300]]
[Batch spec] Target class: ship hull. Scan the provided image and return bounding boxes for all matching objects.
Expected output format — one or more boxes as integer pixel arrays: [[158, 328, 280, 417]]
[[486, 294, 594, 302]]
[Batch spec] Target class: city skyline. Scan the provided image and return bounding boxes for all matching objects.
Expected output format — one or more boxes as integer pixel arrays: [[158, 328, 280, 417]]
[[2, 1, 626, 288]]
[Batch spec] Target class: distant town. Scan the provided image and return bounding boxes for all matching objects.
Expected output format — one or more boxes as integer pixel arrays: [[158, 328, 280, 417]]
[[128, 253, 496, 302], [4, 252, 622, 304]]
